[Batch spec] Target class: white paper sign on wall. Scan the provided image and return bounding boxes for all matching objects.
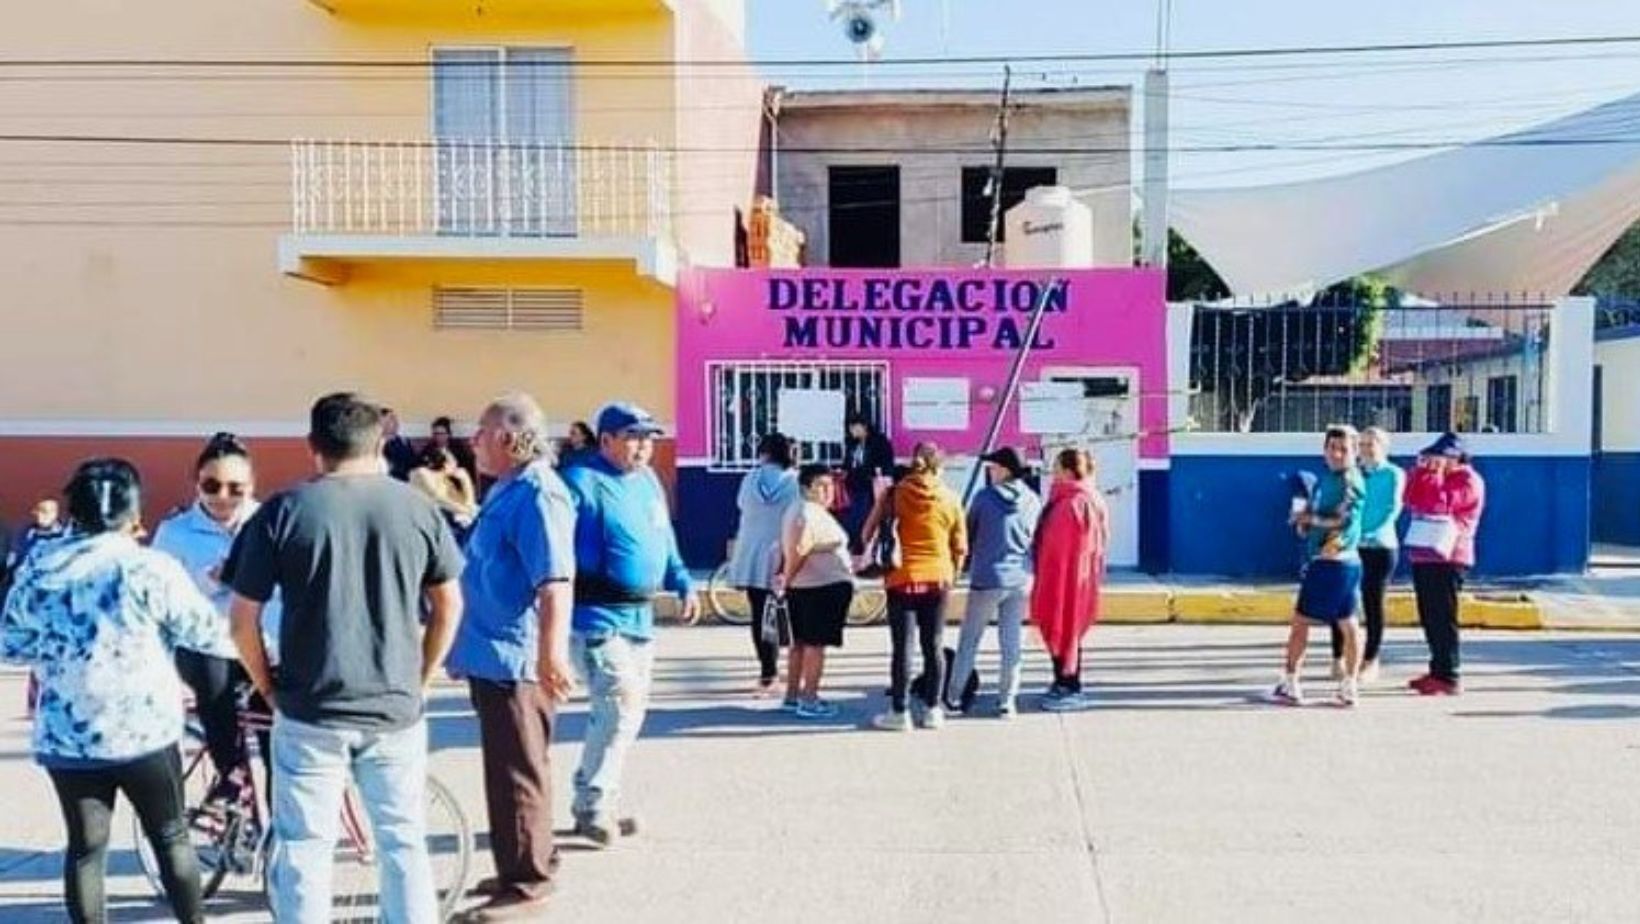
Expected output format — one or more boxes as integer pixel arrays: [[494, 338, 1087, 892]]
[[902, 377, 971, 431], [777, 388, 847, 443], [1020, 381, 1088, 435]]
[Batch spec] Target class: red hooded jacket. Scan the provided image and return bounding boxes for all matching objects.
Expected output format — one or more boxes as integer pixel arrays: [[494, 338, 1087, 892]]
[[1402, 463, 1485, 568]]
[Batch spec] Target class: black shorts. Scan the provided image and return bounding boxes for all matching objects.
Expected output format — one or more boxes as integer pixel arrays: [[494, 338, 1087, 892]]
[[786, 582, 852, 648]]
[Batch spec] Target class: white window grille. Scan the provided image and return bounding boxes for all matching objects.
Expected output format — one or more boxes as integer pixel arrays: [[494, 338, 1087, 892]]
[[708, 361, 891, 471], [433, 286, 583, 331]]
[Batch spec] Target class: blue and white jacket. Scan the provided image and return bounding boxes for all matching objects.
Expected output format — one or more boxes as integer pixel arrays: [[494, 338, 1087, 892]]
[[1, 532, 235, 766], [151, 501, 283, 664]]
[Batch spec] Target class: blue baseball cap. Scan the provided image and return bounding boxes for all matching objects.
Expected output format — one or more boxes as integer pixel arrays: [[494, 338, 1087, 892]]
[[596, 402, 665, 437], [1420, 431, 1468, 459]]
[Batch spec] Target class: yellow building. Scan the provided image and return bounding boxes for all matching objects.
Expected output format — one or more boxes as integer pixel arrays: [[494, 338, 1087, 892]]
[[0, 0, 761, 519]]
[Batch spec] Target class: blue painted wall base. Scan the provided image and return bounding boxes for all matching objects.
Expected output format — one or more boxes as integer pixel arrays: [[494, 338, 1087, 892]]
[[1168, 455, 1590, 577], [1593, 452, 1640, 546]]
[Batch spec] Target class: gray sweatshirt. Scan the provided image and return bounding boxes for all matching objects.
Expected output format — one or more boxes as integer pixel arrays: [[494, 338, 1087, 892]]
[[966, 479, 1042, 590]]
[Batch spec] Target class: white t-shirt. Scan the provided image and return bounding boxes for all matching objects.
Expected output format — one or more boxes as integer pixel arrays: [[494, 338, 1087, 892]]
[[784, 501, 854, 589]]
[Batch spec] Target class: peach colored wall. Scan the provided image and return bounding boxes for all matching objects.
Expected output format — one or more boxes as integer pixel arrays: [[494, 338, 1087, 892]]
[[0, 437, 679, 530]]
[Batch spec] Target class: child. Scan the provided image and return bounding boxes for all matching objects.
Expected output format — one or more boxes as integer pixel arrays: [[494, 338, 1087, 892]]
[[1270, 425, 1366, 707]]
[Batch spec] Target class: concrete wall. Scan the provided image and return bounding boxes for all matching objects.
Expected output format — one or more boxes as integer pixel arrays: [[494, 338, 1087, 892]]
[[773, 91, 1131, 268]]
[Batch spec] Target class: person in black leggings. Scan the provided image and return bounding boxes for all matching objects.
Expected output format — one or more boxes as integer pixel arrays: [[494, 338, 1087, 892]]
[[48, 748, 203, 923], [863, 444, 968, 732], [3, 458, 236, 923]]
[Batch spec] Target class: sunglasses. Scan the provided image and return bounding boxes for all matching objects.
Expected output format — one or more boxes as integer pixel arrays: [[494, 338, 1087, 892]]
[[199, 478, 249, 498]]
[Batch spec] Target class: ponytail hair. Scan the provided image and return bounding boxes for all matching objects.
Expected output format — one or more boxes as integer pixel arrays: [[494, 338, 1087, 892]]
[[1054, 447, 1094, 481], [909, 442, 943, 475], [195, 431, 251, 474], [65, 458, 143, 534]]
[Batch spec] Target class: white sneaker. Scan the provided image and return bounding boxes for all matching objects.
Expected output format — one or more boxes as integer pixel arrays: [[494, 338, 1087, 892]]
[[872, 710, 913, 732], [1268, 675, 1305, 706], [919, 705, 946, 730], [1336, 677, 1359, 708], [997, 697, 1017, 720], [1359, 660, 1381, 684]]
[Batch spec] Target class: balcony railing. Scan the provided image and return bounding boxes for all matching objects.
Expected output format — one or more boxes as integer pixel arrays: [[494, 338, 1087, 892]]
[[290, 138, 672, 239]]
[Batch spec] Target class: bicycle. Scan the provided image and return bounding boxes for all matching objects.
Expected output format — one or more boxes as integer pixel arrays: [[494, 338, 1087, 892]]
[[704, 561, 888, 626], [133, 696, 472, 922]]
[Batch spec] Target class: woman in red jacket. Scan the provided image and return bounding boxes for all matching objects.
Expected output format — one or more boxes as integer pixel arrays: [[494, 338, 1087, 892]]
[[1402, 432, 1486, 695], [1030, 448, 1110, 712]]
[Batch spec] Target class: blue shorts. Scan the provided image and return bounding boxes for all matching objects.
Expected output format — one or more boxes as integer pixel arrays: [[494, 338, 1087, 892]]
[[1295, 558, 1362, 623]]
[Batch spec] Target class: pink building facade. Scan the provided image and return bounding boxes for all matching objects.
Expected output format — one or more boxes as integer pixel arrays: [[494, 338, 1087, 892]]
[[673, 266, 1169, 568]]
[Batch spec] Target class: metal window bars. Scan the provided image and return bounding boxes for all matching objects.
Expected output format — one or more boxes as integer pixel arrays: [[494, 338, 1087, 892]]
[[708, 361, 891, 471]]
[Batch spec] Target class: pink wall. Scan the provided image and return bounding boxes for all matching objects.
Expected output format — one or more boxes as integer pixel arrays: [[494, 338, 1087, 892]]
[[676, 268, 1169, 461]]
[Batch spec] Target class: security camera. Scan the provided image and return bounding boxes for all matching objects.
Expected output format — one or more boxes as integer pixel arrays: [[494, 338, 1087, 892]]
[[827, 0, 899, 60], [841, 11, 875, 45]]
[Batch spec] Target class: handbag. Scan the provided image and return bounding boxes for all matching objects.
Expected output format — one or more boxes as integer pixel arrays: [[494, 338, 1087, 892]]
[[871, 493, 902, 574], [760, 593, 790, 647], [1405, 514, 1460, 559], [829, 473, 852, 514]]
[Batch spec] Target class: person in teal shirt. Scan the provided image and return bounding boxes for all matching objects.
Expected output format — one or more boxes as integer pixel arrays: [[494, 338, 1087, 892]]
[[1271, 425, 1366, 708], [1329, 426, 1405, 682]]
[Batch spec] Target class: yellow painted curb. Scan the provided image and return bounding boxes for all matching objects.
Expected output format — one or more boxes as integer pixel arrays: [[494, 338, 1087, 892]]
[[1171, 589, 1292, 624], [1465, 598, 1545, 631], [1101, 590, 1174, 624]]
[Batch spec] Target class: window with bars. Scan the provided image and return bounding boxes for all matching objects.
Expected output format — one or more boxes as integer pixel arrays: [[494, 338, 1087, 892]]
[[709, 361, 890, 470], [433, 286, 583, 331]]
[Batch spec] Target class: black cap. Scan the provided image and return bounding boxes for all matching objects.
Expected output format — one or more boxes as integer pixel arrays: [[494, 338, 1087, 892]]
[[979, 446, 1028, 479]]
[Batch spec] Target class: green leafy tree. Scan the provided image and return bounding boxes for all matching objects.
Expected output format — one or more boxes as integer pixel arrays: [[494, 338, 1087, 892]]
[[1575, 221, 1640, 300]]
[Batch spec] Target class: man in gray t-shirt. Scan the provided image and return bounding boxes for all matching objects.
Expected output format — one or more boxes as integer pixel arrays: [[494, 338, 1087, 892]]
[[225, 393, 464, 924]]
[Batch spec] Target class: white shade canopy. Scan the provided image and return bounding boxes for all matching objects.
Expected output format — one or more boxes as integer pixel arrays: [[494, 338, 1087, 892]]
[[1169, 91, 1640, 299]]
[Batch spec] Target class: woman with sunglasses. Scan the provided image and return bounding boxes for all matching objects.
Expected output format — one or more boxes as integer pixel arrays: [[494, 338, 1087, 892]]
[[151, 433, 281, 809]]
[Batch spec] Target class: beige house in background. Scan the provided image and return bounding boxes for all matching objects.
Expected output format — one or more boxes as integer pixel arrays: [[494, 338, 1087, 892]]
[[767, 87, 1132, 268], [0, 0, 760, 522]]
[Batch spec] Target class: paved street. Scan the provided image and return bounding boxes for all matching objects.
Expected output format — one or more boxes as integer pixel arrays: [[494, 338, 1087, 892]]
[[3, 623, 1639, 923]]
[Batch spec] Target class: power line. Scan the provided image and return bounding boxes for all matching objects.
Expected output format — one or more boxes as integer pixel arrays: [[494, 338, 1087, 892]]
[[3, 33, 1640, 68], [2, 132, 1639, 154]]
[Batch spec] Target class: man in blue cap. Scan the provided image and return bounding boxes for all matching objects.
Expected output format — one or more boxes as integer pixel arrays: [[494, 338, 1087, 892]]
[[560, 402, 696, 846]]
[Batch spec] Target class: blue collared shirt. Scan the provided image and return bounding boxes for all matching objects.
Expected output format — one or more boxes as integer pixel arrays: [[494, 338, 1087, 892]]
[[446, 461, 577, 682]]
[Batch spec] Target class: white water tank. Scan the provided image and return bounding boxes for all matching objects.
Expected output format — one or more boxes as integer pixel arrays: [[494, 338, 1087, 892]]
[[1003, 185, 1094, 269]]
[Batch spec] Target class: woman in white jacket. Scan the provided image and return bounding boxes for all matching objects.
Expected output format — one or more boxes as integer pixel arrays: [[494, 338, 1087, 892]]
[[151, 433, 281, 809], [724, 433, 799, 695]]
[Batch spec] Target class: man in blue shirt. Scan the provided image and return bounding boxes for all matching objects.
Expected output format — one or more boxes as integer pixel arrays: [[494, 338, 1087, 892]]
[[445, 393, 576, 921], [561, 402, 696, 846]]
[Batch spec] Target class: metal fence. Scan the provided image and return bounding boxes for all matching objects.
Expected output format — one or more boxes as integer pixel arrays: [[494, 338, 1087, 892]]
[[290, 138, 673, 238], [708, 361, 890, 471], [1188, 297, 1553, 434]]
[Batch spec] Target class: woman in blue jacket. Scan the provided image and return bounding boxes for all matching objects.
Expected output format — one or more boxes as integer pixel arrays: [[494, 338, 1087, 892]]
[[3, 459, 234, 923]]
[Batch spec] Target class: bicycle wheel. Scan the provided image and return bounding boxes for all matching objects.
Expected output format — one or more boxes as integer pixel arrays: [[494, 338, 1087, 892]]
[[847, 581, 888, 626], [706, 562, 755, 626], [312, 775, 473, 923], [133, 724, 235, 900]]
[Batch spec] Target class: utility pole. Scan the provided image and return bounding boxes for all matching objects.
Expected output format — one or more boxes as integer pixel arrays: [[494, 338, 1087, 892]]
[[983, 65, 1013, 268], [1141, 0, 1172, 270]]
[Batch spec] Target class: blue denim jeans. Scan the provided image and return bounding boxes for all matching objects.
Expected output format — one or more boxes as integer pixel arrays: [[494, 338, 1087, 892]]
[[570, 633, 655, 823], [269, 716, 437, 924], [951, 586, 1029, 707]]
